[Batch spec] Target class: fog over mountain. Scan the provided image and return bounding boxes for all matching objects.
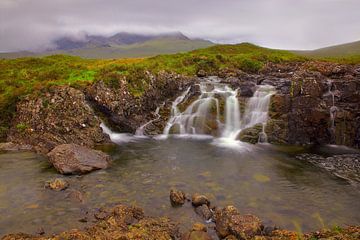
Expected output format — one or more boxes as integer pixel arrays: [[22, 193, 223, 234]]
[[0, 0, 359, 52]]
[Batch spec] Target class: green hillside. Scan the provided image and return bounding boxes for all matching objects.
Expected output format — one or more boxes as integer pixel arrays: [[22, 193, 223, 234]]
[[0, 38, 214, 59], [295, 40, 360, 57]]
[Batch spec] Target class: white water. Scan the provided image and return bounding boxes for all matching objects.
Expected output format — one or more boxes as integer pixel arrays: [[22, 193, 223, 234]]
[[135, 105, 162, 136], [163, 78, 276, 142]]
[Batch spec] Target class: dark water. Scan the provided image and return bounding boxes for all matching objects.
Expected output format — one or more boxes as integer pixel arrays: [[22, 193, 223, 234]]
[[0, 137, 359, 237]]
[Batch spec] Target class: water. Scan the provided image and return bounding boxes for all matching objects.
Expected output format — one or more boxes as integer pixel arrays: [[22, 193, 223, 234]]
[[135, 105, 162, 136], [0, 141, 359, 237], [163, 79, 275, 142]]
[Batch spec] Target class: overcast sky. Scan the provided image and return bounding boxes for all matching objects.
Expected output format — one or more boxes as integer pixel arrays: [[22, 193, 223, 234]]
[[0, 0, 359, 52]]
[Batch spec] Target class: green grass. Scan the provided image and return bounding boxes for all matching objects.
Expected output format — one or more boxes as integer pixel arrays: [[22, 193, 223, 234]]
[[0, 42, 359, 140]]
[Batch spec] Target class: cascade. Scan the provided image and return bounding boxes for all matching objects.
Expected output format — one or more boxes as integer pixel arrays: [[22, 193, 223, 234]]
[[163, 78, 275, 142]]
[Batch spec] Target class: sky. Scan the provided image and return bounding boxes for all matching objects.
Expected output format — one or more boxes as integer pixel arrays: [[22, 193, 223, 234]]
[[0, 0, 359, 52]]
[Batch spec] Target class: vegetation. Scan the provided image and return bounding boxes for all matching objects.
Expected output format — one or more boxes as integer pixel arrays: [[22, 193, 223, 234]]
[[0, 42, 359, 140], [294, 40, 360, 58]]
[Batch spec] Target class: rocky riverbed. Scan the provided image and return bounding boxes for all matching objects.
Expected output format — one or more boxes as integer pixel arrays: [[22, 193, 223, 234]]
[[2, 191, 359, 240]]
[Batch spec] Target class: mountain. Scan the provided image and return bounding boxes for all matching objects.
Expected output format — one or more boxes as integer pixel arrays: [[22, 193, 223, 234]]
[[0, 32, 213, 59], [294, 40, 360, 57]]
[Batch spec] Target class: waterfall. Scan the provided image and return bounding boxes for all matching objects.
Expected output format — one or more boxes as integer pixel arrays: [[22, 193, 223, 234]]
[[135, 105, 162, 136], [324, 80, 339, 143], [163, 78, 275, 142], [163, 79, 241, 137]]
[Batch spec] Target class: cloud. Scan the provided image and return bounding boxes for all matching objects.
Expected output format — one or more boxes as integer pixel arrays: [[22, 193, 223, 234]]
[[0, 0, 359, 51]]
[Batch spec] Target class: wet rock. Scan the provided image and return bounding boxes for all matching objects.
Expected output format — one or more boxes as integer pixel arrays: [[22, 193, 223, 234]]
[[237, 124, 263, 144], [197, 69, 207, 77], [170, 188, 186, 206], [44, 178, 69, 191], [0, 142, 32, 151], [182, 223, 213, 240], [47, 144, 111, 175], [192, 193, 210, 207], [195, 204, 213, 220], [215, 205, 262, 239]]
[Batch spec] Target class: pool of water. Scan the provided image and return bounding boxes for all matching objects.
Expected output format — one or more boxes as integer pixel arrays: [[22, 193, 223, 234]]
[[0, 137, 359, 237]]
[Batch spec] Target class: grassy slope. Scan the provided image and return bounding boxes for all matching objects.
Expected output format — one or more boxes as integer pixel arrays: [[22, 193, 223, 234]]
[[0, 42, 359, 139], [0, 38, 214, 59], [294, 40, 360, 57]]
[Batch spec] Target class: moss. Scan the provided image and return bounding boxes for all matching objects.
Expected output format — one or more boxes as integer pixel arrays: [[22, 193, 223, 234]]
[[16, 123, 28, 132]]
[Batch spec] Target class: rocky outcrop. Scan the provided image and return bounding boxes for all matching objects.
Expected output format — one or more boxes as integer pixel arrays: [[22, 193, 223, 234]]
[[7, 86, 109, 153], [262, 61, 360, 148], [47, 144, 111, 174], [86, 71, 196, 134], [191, 193, 210, 207]]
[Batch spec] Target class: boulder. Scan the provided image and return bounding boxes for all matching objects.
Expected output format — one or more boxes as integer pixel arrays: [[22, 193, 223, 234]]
[[195, 204, 213, 220], [215, 205, 262, 239], [192, 193, 210, 207], [47, 144, 111, 175], [170, 189, 187, 206], [45, 178, 69, 191]]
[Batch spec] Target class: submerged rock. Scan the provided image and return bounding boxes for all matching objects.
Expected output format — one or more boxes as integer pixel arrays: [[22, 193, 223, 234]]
[[170, 188, 187, 206], [182, 223, 213, 240], [44, 178, 69, 191], [215, 205, 262, 239], [192, 193, 210, 207], [47, 144, 111, 175]]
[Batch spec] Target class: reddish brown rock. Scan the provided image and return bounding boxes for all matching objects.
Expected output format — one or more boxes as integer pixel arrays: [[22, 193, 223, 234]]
[[47, 144, 111, 175]]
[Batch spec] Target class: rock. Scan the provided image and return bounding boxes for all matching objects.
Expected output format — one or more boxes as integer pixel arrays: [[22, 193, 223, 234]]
[[192, 193, 210, 207], [45, 178, 69, 191], [47, 144, 111, 175], [7, 86, 109, 154], [66, 189, 86, 203], [182, 223, 213, 240], [195, 204, 213, 220], [170, 189, 186, 206], [215, 205, 262, 239], [0, 142, 32, 151], [237, 124, 263, 144], [192, 223, 207, 232], [197, 69, 207, 77]]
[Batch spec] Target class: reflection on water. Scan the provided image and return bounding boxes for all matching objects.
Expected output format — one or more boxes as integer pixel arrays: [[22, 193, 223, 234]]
[[0, 139, 359, 237]]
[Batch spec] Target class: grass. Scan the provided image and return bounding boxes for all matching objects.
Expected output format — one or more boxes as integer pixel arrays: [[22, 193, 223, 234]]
[[0, 42, 359, 140]]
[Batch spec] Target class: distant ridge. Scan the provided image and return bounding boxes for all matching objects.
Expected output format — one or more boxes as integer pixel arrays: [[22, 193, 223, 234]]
[[0, 32, 213, 59], [294, 40, 360, 57]]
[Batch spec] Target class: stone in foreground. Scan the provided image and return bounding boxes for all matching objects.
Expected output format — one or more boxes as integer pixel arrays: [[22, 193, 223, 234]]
[[192, 193, 210, 207], [170, 188, 187, 206], [47, 144, 111, 175], [215, 205, 262, 239], [44, 178, 69, 191]]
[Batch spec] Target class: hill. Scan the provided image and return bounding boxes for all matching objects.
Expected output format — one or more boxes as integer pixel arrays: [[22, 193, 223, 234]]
[[0, 32, 214, 59], [294, 40, 360, 57]]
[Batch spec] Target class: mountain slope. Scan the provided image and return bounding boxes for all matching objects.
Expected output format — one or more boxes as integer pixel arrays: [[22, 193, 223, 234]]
[[0, 32, 214, 59], [294, 40, 360, 57]]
